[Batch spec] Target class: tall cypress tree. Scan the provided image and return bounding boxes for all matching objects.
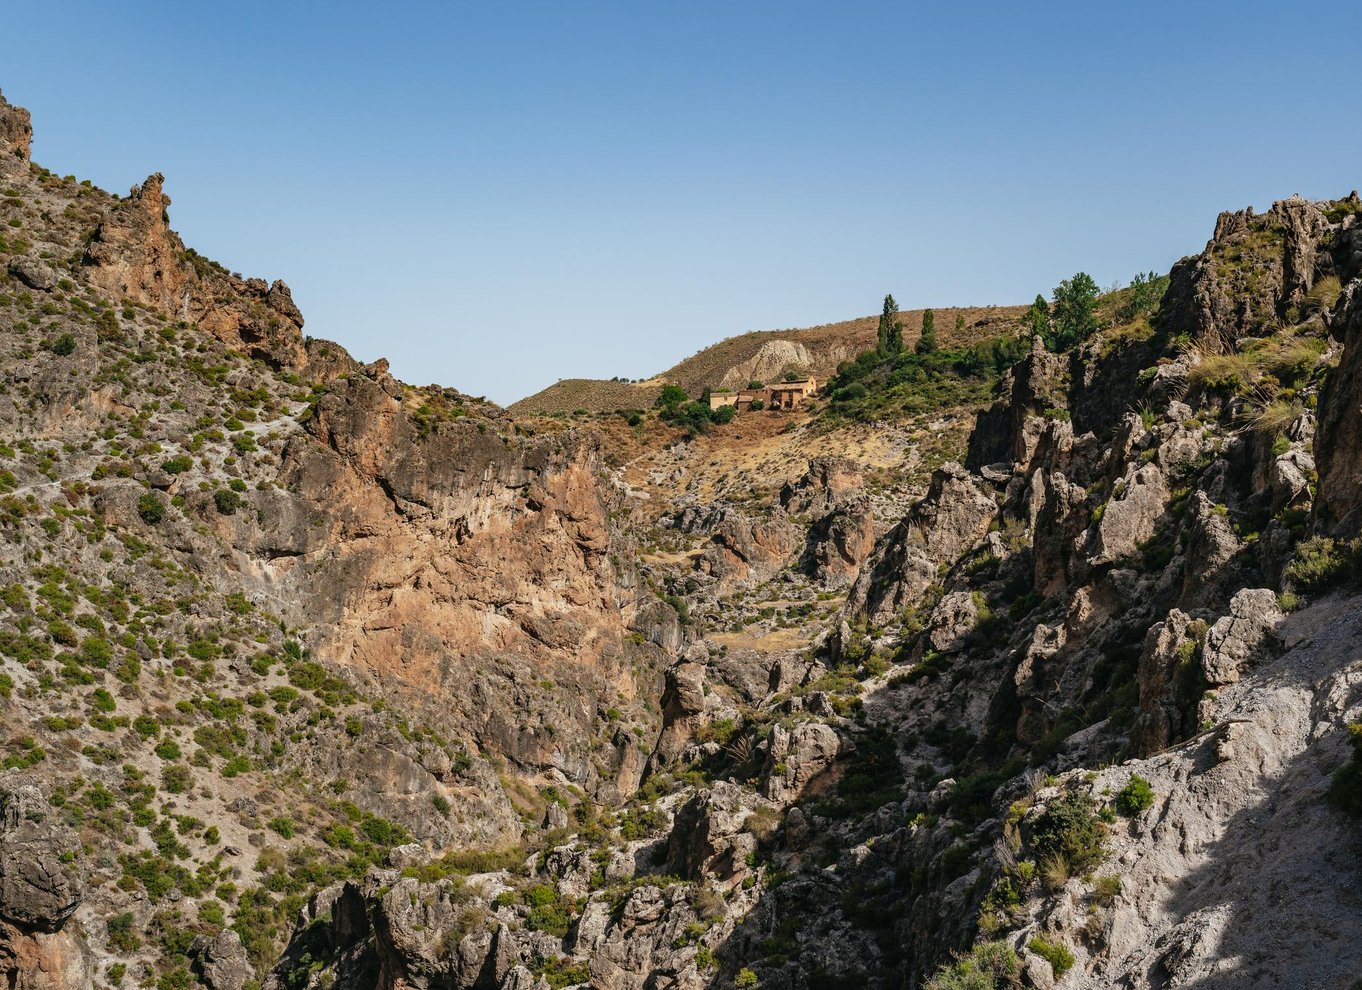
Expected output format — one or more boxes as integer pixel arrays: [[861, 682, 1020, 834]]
[[877, 295, 903, 356], [1025, 294, 1050, 344], [916, 308, 938, 355]]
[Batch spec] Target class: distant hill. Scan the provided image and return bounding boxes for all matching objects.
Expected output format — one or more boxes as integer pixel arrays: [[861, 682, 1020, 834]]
[[509, 304, 1029, 415]]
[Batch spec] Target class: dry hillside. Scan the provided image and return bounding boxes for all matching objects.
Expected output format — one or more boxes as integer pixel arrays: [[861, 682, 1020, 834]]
[[510, 304, 1028, 414]]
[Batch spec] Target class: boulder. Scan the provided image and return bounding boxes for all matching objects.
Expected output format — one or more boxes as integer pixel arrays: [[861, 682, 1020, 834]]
[[664, 782, 774, 881], [190, 929, 254, 990], [1201, 588, 1283, 686], [763, 722, 841, 803], [7, 257, 56, 291], [925, 591, 981, 654], [0, 778, 83, 933]]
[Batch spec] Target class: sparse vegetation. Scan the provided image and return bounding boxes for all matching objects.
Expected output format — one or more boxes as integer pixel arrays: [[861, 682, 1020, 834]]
[[924, 941, 1018, 990], [1115, 774, 1155, 816], [1028, 934, 1075, 978]]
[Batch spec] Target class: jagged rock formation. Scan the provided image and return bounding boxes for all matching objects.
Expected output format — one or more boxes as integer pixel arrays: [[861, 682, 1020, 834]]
[[0, 91, 31, 163], [844, 462, 996, 626]]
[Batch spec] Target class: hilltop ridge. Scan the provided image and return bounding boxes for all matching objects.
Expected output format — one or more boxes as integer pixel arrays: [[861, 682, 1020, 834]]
[[510, 304, 1028, 415]]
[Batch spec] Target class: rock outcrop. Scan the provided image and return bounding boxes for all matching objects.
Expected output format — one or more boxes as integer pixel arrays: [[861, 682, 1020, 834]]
[[0, 90, 31, 163], [1160, 196, 1331, 347], [0, 777, 91, 990], [83, 173, 308, 370], [845, 462, 995, 625], [1316, 272, 1362, 534]]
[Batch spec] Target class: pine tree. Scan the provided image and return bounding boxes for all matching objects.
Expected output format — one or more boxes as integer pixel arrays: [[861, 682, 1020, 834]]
[[877, 295, 903, 355], [1025, 294, 1050, 344], [915, 308, 938, 355]]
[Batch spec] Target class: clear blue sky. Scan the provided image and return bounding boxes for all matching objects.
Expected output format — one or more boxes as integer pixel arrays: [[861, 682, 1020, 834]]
[[4, 1, 1358, 404]]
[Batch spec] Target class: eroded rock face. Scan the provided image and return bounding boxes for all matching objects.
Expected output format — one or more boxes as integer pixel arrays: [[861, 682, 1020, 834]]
[[0, 91, 31, 163], [1132, 611, 1198, 755], [780, 457, 864, 518], [1089, 464, 1168, 566], [678, 504, 801, 589], [966, 340, 1070, 472], [0, 776, 90, 990], [1161, 196, 1330, 347], [762, 722, 840, 803], [716, 339, 814, 392], [804, 499, 875, 587], [652, 661, 708, 766], [190, 930, 253, 990], [845, 463, 995, 626], [230, 366, 646, 791], [1316, 278, 1362, 535], [0, 779, 82, 933], [664, 782, 773, 881], [82, 174, 307, 370]]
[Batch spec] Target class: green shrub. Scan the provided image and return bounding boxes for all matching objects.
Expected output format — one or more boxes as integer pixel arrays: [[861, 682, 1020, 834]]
[[734, 969, 758, 989], [924, 941, 1018, 990], [522, 883, 573, 936], [49, 334, 76, 356], [107, 911, 141, 951], [1029, 934, 1075, 978], [1285, 536, 1361, 593], [161, 764, 192, 794], [267, 816, 295, 839], [1115, 774, 1155, 816], [535, 956, 591, 989], [137, 493, 166, 524], [1031, 791, 1105, 874], [213, 489, 243, 515], [655, 384, 688, 408]]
